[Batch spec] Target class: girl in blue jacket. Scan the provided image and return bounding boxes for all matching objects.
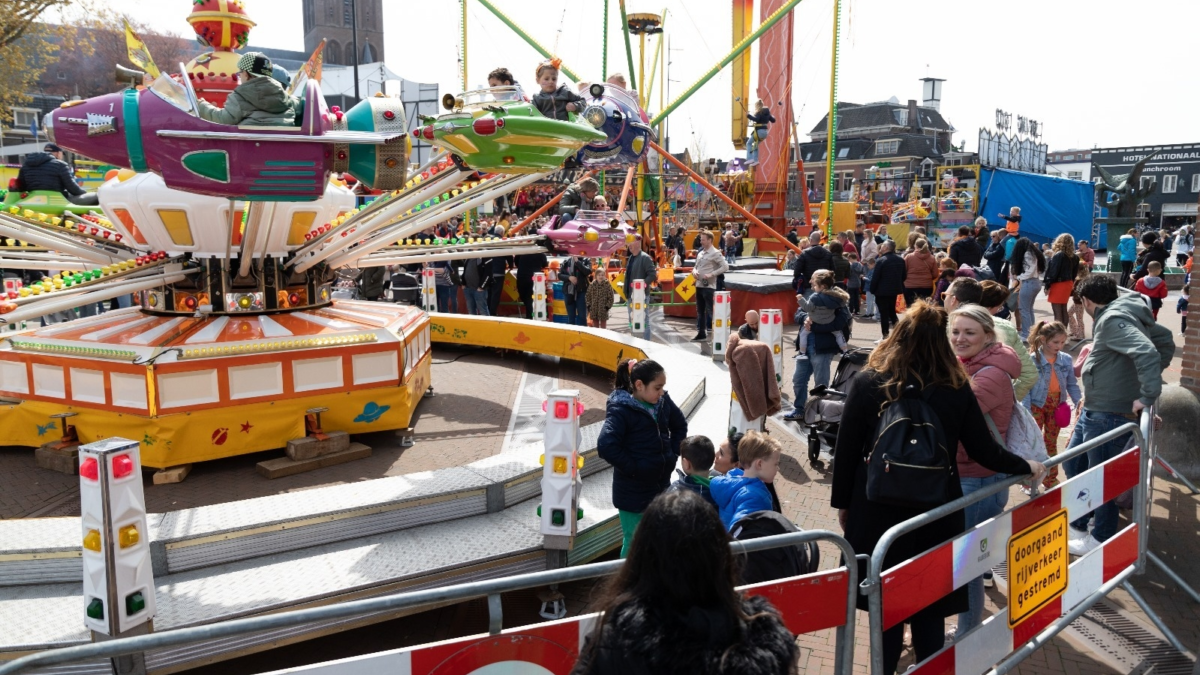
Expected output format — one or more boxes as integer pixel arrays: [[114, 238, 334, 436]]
[[1021, 321, 1082, 488], [597, 358, 689, 557], [1118, 229, 1138, 287]]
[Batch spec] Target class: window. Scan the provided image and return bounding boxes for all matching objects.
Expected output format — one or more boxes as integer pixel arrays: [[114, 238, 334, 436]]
[[805, 173, 815, 191], [1063, 155, 1074, 161], [56, 71, 67, 80], [1067, 171, 1082, 181], [1162, 175, 1178, 193], [1192, 174, 1200, 193], [1140, 176, 1156, 190], [12, 107, 38, 129], [838, 171, 854, 192], [875, 139, 899, 155], [343, 0, 353, 27], [838, 147, 849, 158]]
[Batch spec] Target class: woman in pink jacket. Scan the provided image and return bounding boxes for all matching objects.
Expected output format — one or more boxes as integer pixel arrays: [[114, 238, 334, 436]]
[[946, 303, 1023, 640], [903, 238, 939, 306]]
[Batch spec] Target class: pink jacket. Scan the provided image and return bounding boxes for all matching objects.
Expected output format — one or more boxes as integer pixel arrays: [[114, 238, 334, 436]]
[[957, 341, 1022, 478]]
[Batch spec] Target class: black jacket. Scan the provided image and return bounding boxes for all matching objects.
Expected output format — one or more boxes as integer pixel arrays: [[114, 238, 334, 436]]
[[17, 153, 86, 196], [558, 185, 588, 217], [792, 245, 834, 291], [1133, 243, 1170, 281], [561, 256, 592, 299], [665, 470, 717, 509], [514, 252, 549, 287], [948, 237, 983, 269], [1043, 251, 1079, 286], [571, 594, 796, 675], [597, 389, 688, 513], [868, 252, 907, 296], [831, 372, 1031, 615], [830, 254, 850, 285]]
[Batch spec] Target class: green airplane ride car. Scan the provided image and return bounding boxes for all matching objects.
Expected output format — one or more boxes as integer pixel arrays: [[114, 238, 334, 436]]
[[414, 87, 607, 174]]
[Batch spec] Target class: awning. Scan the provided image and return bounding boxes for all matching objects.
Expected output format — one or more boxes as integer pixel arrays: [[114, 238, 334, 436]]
[[1162, 203, 1199, 217]]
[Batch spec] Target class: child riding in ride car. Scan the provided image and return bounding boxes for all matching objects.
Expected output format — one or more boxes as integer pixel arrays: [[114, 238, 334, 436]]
[[197, 52, 297, 127], [531, 59, 585, 121]]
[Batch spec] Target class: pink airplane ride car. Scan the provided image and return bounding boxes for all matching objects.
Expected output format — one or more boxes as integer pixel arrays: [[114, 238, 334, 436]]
[[537, 211, 635, 257], [44, 65, 409, 201]]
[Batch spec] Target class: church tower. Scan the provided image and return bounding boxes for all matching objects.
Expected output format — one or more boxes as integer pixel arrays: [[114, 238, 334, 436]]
[[302, 0, 384, 65]]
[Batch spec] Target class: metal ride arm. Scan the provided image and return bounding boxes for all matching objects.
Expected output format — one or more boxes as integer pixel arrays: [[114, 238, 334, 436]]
[[473, 0, 583, 83], [290, 151, 450, 260], [652, 141, 803, 256], [320, 172, 549, 271], [0, 267, 197, 325], [289, 168, 468, 272], [0, 530, 857, 675], [0, 214, 130, 265], [359, 245, 549, 268]]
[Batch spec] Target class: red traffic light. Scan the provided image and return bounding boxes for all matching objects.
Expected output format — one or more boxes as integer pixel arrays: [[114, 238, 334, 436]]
[[80, 457, 98, 481], [111, 454, 135, 479]]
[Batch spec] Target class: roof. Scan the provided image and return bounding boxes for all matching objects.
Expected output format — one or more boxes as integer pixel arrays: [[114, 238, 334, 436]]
[[798, 134, 943, 163], [809, 101, 951, 136]]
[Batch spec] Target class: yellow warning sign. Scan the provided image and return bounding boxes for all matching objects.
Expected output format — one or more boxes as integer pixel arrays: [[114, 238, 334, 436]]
[[675, 274, 697, 302], [1007, 509, 1069, 628], [610, 272, 626, 301]]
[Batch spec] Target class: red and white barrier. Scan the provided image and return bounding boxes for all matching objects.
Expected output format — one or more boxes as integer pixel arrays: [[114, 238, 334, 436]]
[[268, 567, 853, 675], [878, 446, 1141, 674]]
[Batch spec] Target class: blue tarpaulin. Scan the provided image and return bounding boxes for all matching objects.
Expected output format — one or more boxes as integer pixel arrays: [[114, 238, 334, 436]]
[[977, 168, 1095, 246]]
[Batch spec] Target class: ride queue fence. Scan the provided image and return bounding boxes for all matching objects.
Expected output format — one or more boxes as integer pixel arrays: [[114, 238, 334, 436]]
[[863, 407, 1195, 675], [0, 531, 858, 675]]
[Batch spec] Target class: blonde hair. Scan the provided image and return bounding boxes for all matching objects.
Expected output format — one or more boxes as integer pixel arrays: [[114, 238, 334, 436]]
[[810, 269, 835, 290], [866, 301, 969, 404], [1028, 320, 1068, 355], [1053, 233, 1076, 256], [737, 430, 780, 467], [948, 304, 996, 342]]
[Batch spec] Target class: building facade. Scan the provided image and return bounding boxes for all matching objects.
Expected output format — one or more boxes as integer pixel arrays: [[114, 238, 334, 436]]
[[1046, 149, 1094, 183], [302, 0, 384, 66], [1091, 144, 1200, 229]]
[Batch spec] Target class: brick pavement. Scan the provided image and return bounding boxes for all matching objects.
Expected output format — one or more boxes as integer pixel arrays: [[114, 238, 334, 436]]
[[0, 346, 613, 518]]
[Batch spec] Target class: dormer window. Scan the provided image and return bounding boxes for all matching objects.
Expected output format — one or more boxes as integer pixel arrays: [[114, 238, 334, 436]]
[[894, 109, 908, 125], [875, 139, 899, 155]]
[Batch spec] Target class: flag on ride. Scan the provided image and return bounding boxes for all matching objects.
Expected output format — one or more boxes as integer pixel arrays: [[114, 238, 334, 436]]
[[124, 21, 160, 78], [288, 39, 326, 96]]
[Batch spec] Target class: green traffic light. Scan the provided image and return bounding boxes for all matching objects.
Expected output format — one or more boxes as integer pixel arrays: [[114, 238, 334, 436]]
[[86, 598, 103, 620], [125, 591, 145, 615]]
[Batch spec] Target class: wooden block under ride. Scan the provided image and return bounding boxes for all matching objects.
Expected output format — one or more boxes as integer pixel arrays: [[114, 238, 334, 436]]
[[256, 443, 372, 479], [285, 431, 351, 461], [35, 443, 79, 475], [152, 464, 193, 484]]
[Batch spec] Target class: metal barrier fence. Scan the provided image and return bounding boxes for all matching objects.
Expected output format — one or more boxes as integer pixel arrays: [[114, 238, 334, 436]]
[[0, 530, 858, 675], [863, 407, 1195, 675]]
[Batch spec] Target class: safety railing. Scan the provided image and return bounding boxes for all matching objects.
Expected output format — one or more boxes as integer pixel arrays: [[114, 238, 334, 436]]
[[0, 530, 858, 675], [862, 407, 1194, 675]]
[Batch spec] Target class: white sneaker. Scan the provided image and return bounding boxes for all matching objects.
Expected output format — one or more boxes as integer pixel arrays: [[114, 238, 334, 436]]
[[1068, 525, 1089, 541], [873, 338, 885, 344], [1068, 534, 1102, 556], [944, 624, 958, 643]]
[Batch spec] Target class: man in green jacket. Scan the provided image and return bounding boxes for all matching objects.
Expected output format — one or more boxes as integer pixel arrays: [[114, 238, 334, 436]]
[[197, 52, 297, 127], [1065, 275, 1174, 555]]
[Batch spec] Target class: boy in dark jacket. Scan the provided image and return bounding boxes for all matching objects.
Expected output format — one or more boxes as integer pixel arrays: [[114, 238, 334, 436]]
[[666, 436, 717, 509], [531, 60, 585, 121], [17, 144, 97, 205]]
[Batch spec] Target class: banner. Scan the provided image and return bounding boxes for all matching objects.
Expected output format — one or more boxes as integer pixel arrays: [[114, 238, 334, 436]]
[[288, 39, 326, 96]]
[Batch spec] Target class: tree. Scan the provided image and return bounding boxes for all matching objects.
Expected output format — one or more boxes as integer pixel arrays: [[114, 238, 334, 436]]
[[0, 0, 76, 114], [41, 12, 195, 100]]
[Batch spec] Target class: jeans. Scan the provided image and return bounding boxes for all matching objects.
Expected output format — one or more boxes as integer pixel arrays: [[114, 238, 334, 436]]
[[864, 291, 876, 317], [792, 336, 832, 402], [1063, 409, 1135, 542], [847, 287, 861, 314], [956, 473, 1011, 634], [463, 288, 489, 315], [1119, 261, 1133, 288], [76, 302, 98, 318], [435, 285, 458, 313], [116, 294, 133, 309], [1017, 278, 1042, 340], [488, 278, 505, 315], [876, 294, 899, 337], [695, 287, 714, 334], [565, 293, 587, 326]]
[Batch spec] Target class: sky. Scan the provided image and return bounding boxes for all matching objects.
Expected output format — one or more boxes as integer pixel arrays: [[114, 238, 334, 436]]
[[66, 0, 1200, 161]]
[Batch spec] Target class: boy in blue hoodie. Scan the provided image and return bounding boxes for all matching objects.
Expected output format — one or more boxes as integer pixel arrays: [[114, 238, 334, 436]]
[[666, 435, 717, 508], [710, 430, 780, 530]]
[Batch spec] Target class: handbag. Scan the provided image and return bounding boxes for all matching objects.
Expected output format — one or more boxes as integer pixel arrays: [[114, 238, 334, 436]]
[[1054, 401, 1072, 428]]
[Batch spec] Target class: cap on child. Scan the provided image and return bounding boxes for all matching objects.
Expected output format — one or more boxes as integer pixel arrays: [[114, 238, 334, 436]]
[[237, 52, 274, 78]]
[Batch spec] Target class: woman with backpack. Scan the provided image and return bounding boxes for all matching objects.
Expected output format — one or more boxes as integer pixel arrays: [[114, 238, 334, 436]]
[[570, 491, 797, 675], [944, 304, 1024, 640], [831, 302, 1045, 675]]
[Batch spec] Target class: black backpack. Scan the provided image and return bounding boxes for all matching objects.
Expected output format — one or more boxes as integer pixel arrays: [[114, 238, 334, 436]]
[[866, 385, 952, 509], [730, 510, 819, 585], [971, 265, 995, 281]]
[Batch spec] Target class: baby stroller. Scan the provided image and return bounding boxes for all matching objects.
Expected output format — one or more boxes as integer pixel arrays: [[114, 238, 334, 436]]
[[801, 347, 871, 464]]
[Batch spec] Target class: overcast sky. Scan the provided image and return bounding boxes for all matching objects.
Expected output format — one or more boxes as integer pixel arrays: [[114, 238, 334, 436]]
[[73, 0, 1198, 160]]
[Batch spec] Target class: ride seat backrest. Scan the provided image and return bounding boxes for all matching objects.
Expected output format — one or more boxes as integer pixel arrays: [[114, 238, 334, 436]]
[[300, 79, 323, 135]]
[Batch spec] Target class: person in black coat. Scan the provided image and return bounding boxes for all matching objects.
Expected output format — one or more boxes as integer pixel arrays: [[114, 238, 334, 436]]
[[597, 359, 689, 557], [792, 231, 834, 293], [832, 302, 1042, 675], [571, 490, 797, 675], [867, 240, 907, 338], [17, 144, 98, 205], [983, 230, 1007, 284], [948, 226, 983, 269], [1132, 232, 1170, 282], [514, 251, 549, 319]]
